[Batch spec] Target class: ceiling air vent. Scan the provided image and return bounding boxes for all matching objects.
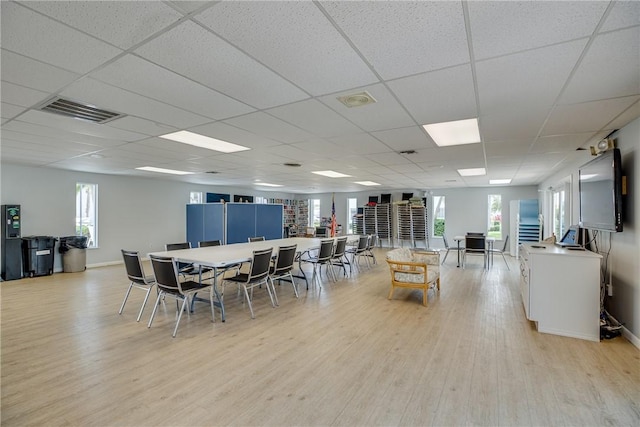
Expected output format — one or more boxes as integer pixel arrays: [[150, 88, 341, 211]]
[[284, 162, 302, 167], [38, 97, 124, 124], [399, 150, 416, 155], [337, 91, 377, 108]]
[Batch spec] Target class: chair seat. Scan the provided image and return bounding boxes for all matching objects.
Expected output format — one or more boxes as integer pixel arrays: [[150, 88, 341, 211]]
[[392, 269, 438, 284]]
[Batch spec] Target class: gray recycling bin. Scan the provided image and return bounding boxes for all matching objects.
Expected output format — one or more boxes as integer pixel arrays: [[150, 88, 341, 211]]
[[59, 236, 88, 272]]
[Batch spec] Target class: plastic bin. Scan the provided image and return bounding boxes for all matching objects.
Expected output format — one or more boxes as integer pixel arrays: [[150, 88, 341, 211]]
[[59, 236, 88, 273], [22, 236, 56, 277]]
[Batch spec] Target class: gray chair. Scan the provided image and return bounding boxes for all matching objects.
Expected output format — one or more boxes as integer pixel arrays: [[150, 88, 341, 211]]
[[198, 240, 221, 247], [463, 235, 487, 269], [346, 235, 370, 270], [441, 233, 464, 265], [302, 239, 336, 283], [120, 250, 156, 322], [147, 255, 214, 337], [248, 236, 265, 242], [166, 242, 212, 278], [329, 236, 350, 279], [223, 247, 275, 319], [489, 235, 510, 270], [363, 234, 377, 265], [269, 244, 299, 300]]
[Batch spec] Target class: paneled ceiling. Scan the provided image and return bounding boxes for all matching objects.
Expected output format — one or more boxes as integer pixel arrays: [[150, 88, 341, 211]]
[[1, 1, 639, 193]]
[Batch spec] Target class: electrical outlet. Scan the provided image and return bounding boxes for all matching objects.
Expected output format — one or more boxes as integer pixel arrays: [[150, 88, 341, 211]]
[[607, 283, 613, 297]]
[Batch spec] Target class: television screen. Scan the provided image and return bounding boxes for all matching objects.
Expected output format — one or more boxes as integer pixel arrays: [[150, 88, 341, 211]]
[[579, 148, 623, 232]]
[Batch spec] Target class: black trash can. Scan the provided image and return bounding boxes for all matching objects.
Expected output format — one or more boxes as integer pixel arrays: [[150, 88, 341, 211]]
[[59, 236, 88, 272], [22, 236, 57, 277]]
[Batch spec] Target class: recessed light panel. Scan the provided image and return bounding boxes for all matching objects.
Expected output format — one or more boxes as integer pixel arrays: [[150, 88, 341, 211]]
[[136, 166, 194, 175], [423, 118, 480, 147], [255, 182, 283, 187], [457, 167, 486, 177], [354, 181, 381, 186], [312, 170, 352, 178], [159, 130, 249, 153], [490, 179, 512, 185]]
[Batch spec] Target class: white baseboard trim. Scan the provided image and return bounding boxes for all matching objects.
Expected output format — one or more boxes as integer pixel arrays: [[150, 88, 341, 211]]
[[87, 260, 123, 269], [608, 313, 640, 350]]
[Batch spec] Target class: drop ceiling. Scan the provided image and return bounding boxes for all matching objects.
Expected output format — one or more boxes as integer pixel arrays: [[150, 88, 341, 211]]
[[1, 1, 638, 194]]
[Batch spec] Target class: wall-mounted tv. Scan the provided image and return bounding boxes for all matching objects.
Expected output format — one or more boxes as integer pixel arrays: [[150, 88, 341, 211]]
[[579, 148, 623, 232]]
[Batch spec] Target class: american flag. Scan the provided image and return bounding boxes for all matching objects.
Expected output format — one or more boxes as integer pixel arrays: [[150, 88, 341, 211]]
[[330, 193, 337, 237]]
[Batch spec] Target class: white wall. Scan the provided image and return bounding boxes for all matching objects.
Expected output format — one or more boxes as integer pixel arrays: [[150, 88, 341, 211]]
[[0, 164, 294, 269], [539, 116, 639, 341]]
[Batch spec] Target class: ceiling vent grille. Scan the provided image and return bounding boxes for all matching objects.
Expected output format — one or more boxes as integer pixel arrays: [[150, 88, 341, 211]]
[[337, 91, 377, 108], [38, 97, 124, 123]]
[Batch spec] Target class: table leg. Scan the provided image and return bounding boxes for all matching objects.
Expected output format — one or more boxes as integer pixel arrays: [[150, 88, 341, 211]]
[[456, 241, 461, 268]]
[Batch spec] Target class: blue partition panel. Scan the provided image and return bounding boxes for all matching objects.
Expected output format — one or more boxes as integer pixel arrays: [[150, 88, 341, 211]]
[[226, 203, 256, 244], [256, 204, 283, 240], [186, 204, 205, 247], [203, 203, 225, 244]]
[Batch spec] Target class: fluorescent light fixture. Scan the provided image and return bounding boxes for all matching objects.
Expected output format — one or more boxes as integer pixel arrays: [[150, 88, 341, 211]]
[[254, 182, 283, 187], [580, 174, 598, 180], [354, 181, 381, 186], [423, 118, 480, 147], [312, 170, 352, 178], [159, 130, 249, 153], [490, 179, 512, 185], [457, 167, 486, 177], [136, 166, 194, 175]]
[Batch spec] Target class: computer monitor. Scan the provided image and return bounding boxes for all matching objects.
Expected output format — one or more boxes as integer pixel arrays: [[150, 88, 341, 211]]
[[556, 226, 583, 247]]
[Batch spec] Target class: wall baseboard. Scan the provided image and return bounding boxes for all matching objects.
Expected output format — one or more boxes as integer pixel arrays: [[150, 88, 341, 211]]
[[608, 313, 640, 350]]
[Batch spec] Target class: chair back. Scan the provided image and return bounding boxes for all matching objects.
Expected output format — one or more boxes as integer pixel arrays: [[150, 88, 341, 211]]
[[333, 237, 347, 258], [501, 235, 509, 252], [149, 255, 181, 293], [247, 247, 273, 283], [442, 233, 450, 249], [249, 236, 265, 242], [121, 250, 148, 285], [317, 239, 335, 262], [199, 240, 221, 247], [165, 242, 191, 251], [356, 235, 368, 253], [465, 235, 486, 252], [366, 234, 377, 250], [272, 244, 297, 275]]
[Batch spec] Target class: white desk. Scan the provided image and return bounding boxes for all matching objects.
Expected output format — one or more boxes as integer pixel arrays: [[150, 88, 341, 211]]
[[149, 236, 358, 321]]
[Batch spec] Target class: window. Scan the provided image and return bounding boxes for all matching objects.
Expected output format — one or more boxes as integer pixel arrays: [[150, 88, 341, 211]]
[[190, 191, 203, 204], [488, 194, 502, 240], [347, 198, 357, 233], [76, 183, 97, 248], [310, 199, 321, 227], [552, 189, 566, 239], [432, 196, 445, 237]]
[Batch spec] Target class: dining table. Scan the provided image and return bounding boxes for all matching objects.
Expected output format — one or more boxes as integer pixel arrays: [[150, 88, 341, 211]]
[[148, 236, 359, 322], [453, 235, 495, 268]]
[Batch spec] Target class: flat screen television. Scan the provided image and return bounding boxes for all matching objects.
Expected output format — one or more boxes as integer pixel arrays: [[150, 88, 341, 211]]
[[578, 148, 623, 232]]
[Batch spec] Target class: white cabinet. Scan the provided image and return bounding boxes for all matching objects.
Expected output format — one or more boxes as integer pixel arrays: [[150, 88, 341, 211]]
[[519, 243, 601, 342]]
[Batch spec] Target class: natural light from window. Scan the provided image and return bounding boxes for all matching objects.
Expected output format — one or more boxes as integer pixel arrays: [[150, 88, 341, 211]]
[[76, 183, 97, 248], [488, 194, 502, 240], [433, 196, 445, 237], [310, 199, 321, 227]]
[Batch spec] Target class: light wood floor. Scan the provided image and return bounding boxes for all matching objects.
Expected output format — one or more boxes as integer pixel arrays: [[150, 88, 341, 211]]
[[2, 249, 639, 426]]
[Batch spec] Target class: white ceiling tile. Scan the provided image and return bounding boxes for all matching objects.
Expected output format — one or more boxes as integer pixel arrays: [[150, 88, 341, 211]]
[[560, 27, 640, 104], [189, 121, 282, 150], [543, 96, 640, 135], [25, 1, 183, 50], [329, 133, 391, 155], [61, 78, 211, 129], [530, 133, 596, 154], [608, 99, 640, 130], [371, 126, 436, 152], [485, 140, 533, 158], [476, 40, 586, 114], [4, 120, 128, 149], [17, 110, 147, 142], [318, 84, 415, 132], [1, 2, 122, 73], [480, 106, 551, 142], [1, 136, 96, 157], [134, 21, 308, 109], [1, 102, 25, 119], [468, 1, 609, 60], [169, 1, 212, 14], [90, 55, 254, 120], [224, 112, 311, 144], [105, 116, 178, 137], [1, 49, 80, 93], [0, 81, 50, 107], [266, 99, 362, 137], [388, 64, 477, 125], [196, 1, 377, 96], [321, 1, 469, 79], [365, 152, 414, 167], [1, 129, 103, 152], [600, 1, 640, 32]]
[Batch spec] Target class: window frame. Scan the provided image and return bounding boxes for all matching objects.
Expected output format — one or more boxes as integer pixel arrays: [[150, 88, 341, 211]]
[[76, 182, 98, 248], [432, 195, 445, 238], [487, 194, 503, 240]]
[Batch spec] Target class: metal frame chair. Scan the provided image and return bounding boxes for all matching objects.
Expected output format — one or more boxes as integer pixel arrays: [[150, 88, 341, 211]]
[[329, 236, 350, 279], [346, 235, 370, 270], [489, 235, 510, 270], [120, 250, 156, 322], [364, 234, 378, 265], [441, 233, 464, 265], [223, 247, 275, 319], [269, 244, 299, 301], [301, 239, 336, 283], [463, 235, 487, 269], [248, 236, 265, 242], [147, 255, 214, 337], [198, 240, 221, 247]]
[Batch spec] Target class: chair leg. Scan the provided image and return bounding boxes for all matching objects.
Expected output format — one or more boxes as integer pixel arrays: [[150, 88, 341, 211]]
[[501, 253, 510, 270], [119, 283, 134, 315], [172, 297, 189, 338], [288, 272, 299, 298], [269, 277, 280, 306], [136, 287, 152, 322], [441, 249, 449, 265], [388, 285, 395, 301], [243, 285, 255, 319], [147, 292, 163, 328]]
